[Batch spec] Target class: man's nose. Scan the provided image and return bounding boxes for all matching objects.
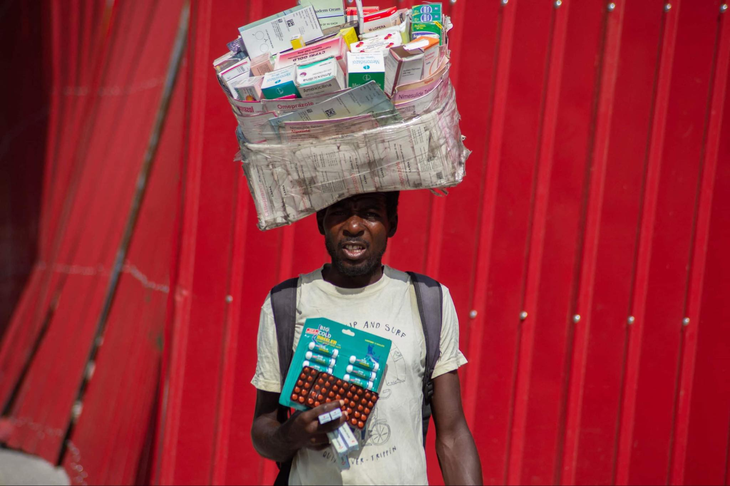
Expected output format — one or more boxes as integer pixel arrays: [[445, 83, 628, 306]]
[[343, 215, 364, 236]]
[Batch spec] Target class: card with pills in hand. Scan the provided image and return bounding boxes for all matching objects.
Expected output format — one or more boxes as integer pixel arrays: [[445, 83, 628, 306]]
[[279, 317, 391, 433]]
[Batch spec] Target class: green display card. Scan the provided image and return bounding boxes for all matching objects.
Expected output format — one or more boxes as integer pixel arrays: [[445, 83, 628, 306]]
[[279, 317, 392, 411]]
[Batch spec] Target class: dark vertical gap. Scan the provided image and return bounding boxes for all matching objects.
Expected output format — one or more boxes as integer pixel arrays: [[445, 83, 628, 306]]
[[0, 0, 48, 340], [135, 379, 161, 485], [56, 1, 190, 466], [610, 4, 671, 484], [553, 3, 612, 484], [665, 11, 724, 483]]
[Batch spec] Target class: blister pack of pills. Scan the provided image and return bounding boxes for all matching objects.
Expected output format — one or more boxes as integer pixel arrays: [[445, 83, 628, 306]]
[[279, 317, 391, 433]]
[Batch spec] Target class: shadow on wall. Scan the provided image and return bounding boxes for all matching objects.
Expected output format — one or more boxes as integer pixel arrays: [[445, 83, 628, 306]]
[[0, 1, 49, 338]]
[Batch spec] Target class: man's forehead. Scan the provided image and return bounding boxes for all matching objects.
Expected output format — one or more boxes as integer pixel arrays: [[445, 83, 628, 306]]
[[329, 194, 387, 209]]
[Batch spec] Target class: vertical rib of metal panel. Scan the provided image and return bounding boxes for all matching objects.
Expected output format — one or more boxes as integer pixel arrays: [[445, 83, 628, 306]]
[[562, 2, 624, 484], [613, 0, 678, 475], [670, 6, 730, 484], [508, 1, 569, 483]]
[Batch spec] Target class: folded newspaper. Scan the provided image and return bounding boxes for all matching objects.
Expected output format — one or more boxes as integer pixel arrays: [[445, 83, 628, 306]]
[[217, 1, 469, 230]]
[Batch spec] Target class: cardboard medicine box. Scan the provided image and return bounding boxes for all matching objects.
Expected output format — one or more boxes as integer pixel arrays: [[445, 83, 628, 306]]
[[298, 0, 346, 29], [384, 45, 424, 95], [296, 57, 345, 97], [238, 5, 323, 57], [346, 52, 386, 90], [261, 65, 300, 99], [228, 75, 264, 101], [411, 3, 443, 23]]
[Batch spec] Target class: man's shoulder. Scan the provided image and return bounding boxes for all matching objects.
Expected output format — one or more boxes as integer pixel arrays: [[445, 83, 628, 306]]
[[268, 267, 322, 291]]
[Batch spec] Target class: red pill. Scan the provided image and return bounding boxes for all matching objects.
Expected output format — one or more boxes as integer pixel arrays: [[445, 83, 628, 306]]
[[346, 392, 353, 398], [354, 411, 361, 419], [358, 421, 364, 429], [357, 405, 364, 412], [360, 414, 368, 422], [298, 396, 305, 403], [367, 401, 374, 408], [291, 393, 298, 400], [314, 384, 320, 391], [317, 378, 324, 385], [325, 398, 332, 403], [365, 392, 372, 399], [328, 375, 335, 382], [314, 401, 321, 407], [296, 380, 304, 387], [336, 379, 343, 386], [292, 387, 299, 394], [307, 376, 314, 382], [328, 391, 335, 398], [346, 408, 353, 415], [364, 407, 371, 415], [351, 418, 358, 426], [335, 395, 342, 400], [318, 394, 324, 401], [308, 397, 314, 404]]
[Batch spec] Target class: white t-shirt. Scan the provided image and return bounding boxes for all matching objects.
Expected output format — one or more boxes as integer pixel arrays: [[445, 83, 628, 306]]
[[251, 265, 467, 485]]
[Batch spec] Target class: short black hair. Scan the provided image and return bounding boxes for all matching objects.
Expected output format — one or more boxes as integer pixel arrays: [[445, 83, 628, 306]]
[[316, 191, 400, 221]]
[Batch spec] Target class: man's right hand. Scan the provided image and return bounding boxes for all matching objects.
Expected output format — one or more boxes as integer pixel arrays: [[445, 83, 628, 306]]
[[283, 400, 348, 451], [251, 390, 348, 462]]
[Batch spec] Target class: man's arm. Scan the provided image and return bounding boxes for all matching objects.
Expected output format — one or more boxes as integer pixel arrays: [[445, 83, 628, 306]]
[[251, 389, 347, 463], [431, 370, 483, 485]]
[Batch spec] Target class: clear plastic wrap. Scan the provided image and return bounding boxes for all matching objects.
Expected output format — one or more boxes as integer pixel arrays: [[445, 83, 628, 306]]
[[234, 78, 469, 230]]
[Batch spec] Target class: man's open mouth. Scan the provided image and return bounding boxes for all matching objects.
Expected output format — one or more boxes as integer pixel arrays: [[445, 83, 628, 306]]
[[341, 242, 367, 260]]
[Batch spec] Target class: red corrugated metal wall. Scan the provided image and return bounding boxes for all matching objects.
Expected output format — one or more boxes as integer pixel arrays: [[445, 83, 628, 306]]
[[1, 1, 729, 485]]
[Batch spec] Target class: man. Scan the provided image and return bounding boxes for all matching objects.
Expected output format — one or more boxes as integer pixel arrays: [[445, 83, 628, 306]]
[[251, 192, 482, 485]]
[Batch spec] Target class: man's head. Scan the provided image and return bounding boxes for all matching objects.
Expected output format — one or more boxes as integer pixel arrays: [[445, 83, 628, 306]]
[[316, 192, 399, 282]]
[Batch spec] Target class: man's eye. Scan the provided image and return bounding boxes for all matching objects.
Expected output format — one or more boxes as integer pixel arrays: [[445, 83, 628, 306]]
[[366, 212, 380, 219]]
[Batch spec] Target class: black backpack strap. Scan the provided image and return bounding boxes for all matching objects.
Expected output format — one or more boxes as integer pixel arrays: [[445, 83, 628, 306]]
[[269, 276, 299, 485], [271, 277, 299, 389], [407, 271, 443, 445]]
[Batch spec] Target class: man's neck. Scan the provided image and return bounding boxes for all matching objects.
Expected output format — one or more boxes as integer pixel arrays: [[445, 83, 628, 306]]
[[322, 264, 385, 289]]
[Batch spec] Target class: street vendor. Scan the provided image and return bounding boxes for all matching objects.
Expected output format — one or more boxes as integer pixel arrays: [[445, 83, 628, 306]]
[[251, 192, 482, 485]]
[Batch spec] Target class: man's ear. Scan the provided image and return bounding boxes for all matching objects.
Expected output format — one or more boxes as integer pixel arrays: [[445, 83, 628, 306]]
[[387, 214, 398, 238], [316, 210, 326, 235]]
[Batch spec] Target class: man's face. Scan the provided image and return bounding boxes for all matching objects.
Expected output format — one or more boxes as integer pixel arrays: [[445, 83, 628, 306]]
[[318, 194, 397, 278]]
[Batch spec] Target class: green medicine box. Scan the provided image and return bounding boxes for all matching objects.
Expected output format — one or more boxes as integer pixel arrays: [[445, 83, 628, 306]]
[[411, 3, 442, 23], [346, 52, 386, 91], [411, 21, 443, 45]]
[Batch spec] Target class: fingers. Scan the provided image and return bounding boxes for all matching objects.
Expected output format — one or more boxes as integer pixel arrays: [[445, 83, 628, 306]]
[[309, 400, 346, 417], [303, 401, 346, 427]]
